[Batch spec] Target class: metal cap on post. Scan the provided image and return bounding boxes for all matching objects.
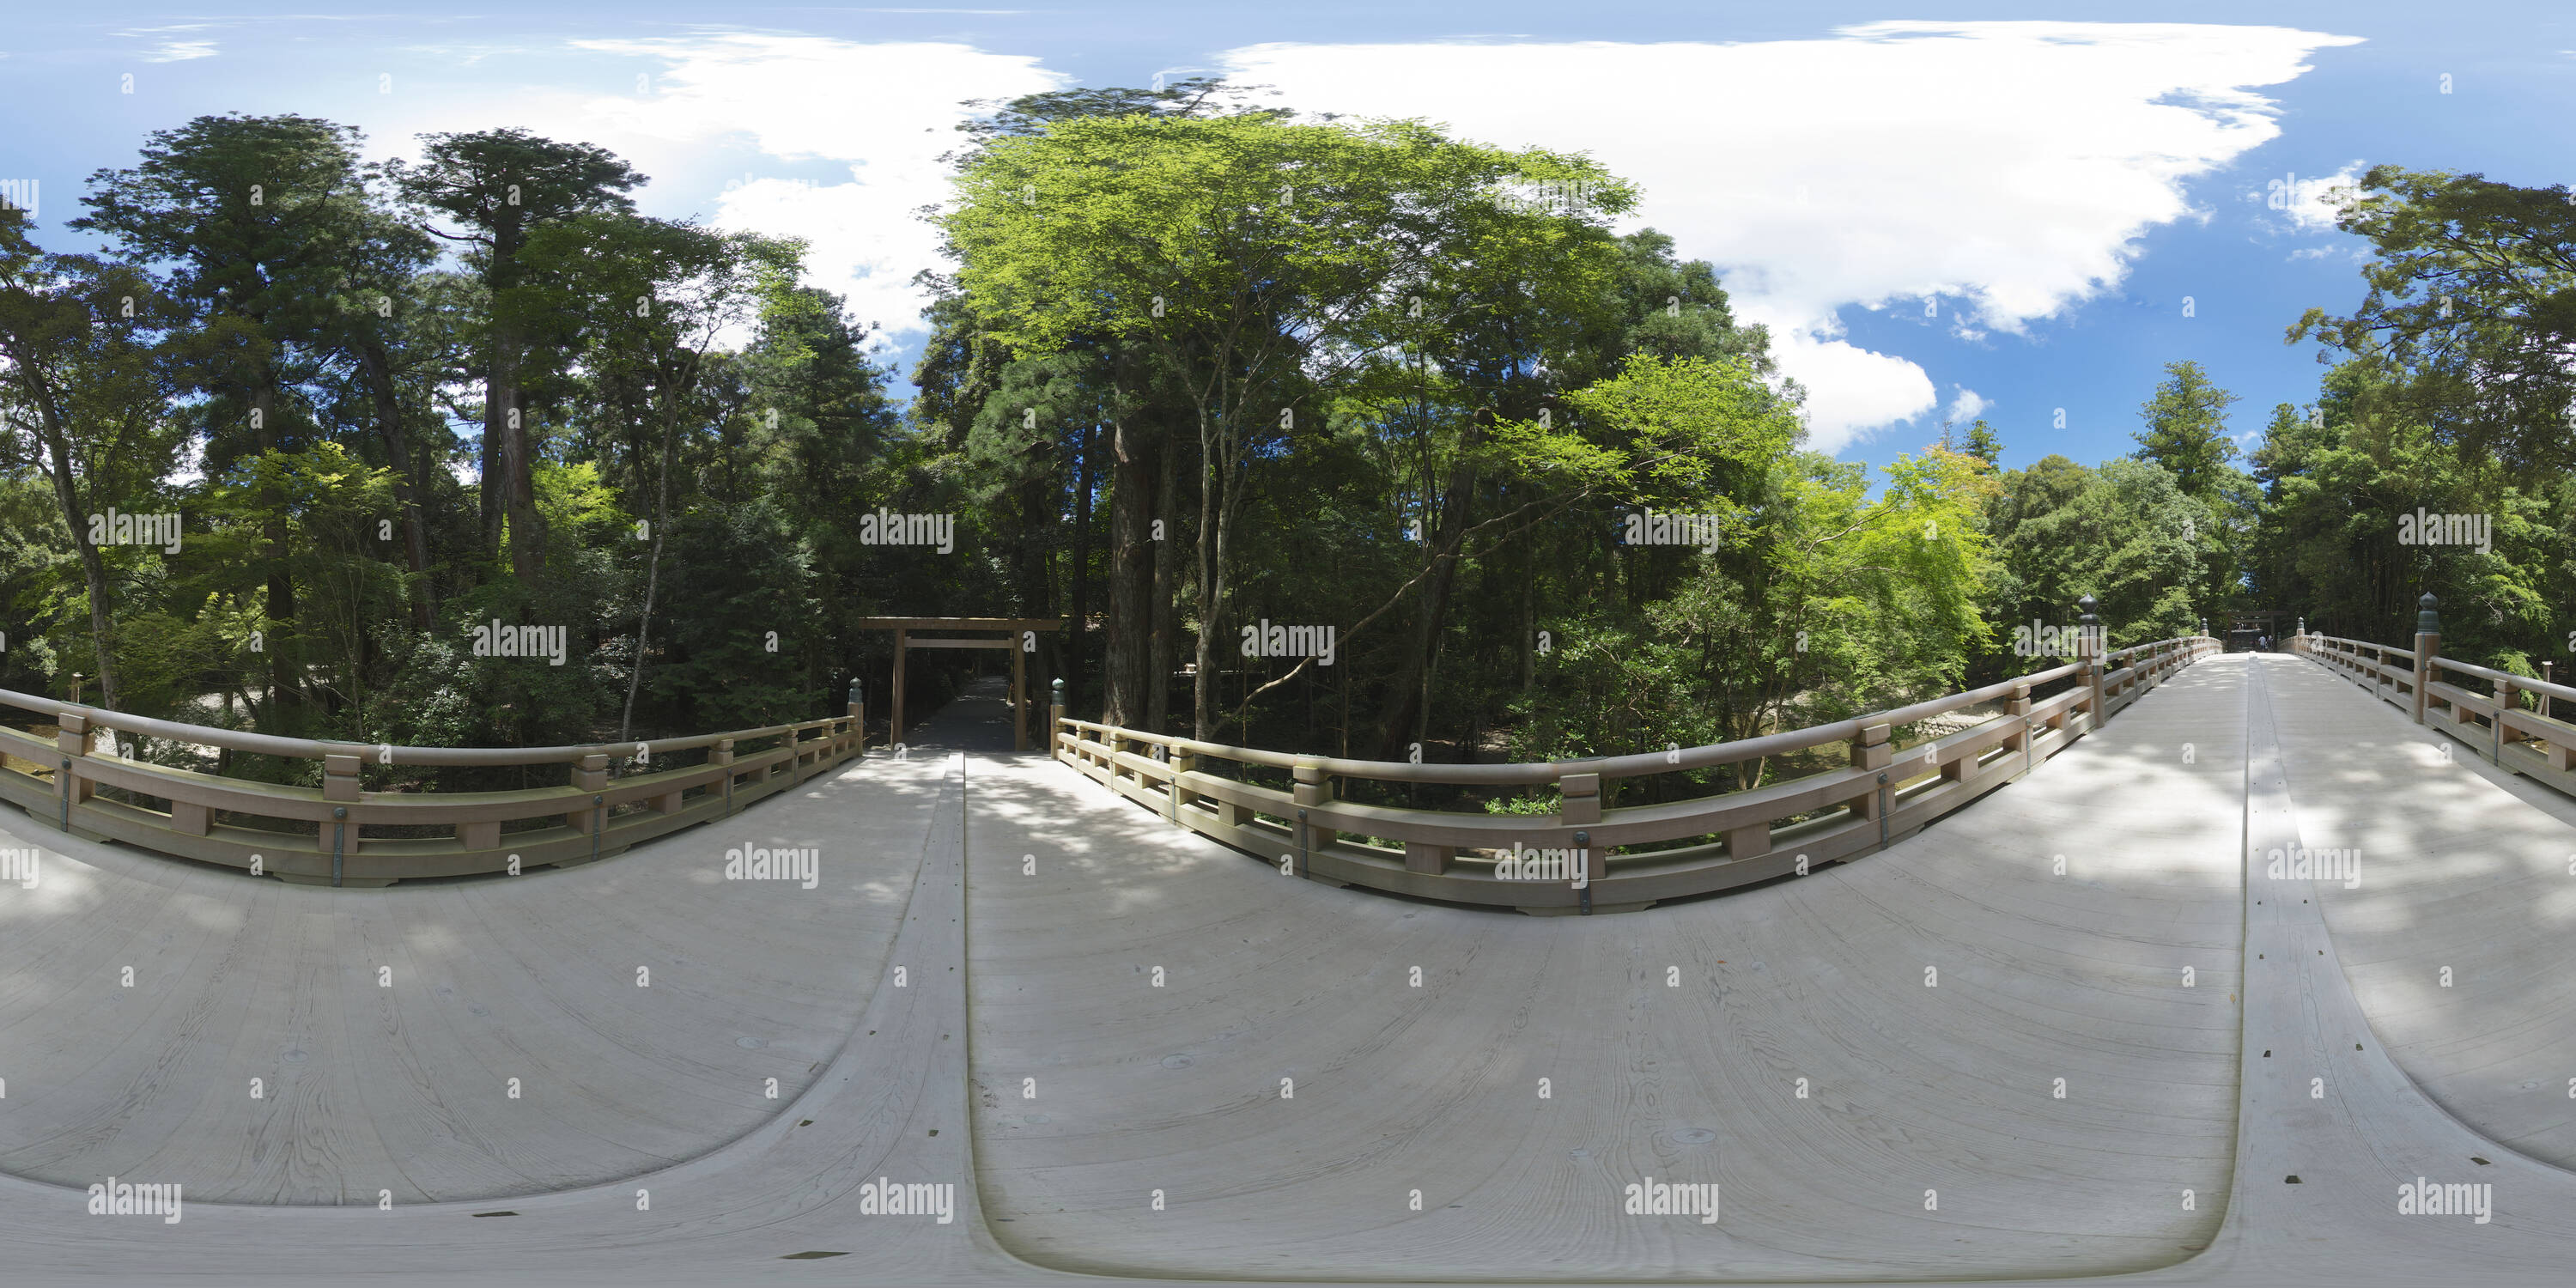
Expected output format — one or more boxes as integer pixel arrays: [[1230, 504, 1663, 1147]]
[[2412, 592, 2440, 726]]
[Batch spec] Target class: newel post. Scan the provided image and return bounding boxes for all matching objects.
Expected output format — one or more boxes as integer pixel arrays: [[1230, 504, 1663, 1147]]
[[847, 680, 866, 752], [1292, 757, 1332, 861], [568, 753, 607, 831], [1555, 766, 1606, 883], [2494, 669, 2515, 765], [2078, 595, 2106, 726], [2005, 680, 2035, 775], [54, 711, 94, 829], [1847, 722, 1891, 822], [2413, 593, 2440, 726], [1048, 678, 1065, 762], [1169, 743, 1198, 813]]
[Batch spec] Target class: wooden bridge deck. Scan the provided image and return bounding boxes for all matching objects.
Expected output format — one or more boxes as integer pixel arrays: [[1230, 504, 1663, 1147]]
[[0, 659, 2571, 1285]]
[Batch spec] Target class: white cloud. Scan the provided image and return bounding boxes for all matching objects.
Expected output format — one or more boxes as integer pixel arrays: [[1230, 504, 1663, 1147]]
[[2255, 161, 2364, 234], [1946, 386, 1992, 424], [118, 23, 220, 63], [572, 33, 1063, 334], [355, 33, 1061, 340], [1218, 21, 2362, 453]]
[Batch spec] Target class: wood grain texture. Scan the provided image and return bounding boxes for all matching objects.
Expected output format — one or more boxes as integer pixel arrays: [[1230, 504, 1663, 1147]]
[[967, 661, 2251, 1280], [2266, 653, 2576, 1170], [3, 666, 2574, 1285], [0, 735, 942, 1202]]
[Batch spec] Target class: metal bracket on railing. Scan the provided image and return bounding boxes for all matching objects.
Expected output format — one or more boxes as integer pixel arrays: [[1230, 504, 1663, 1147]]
[[1295, 808, 1309, 878], [1575, 829, 1592, 915], [1876, 772, 1892, 851], [331, 806, 348, 888], [59, 757, 72, 832], [592, 795, 605, 865]]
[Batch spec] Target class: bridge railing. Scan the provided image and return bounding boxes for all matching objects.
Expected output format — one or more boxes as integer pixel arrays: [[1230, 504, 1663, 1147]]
[[1053, 631, 2218, 913], [0, 688, 865, 886], [2293, 613, 2576, 798]]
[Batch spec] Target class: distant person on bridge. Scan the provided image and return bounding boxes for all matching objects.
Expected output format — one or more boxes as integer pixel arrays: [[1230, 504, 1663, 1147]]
[[2258, 635, 2270, 652]]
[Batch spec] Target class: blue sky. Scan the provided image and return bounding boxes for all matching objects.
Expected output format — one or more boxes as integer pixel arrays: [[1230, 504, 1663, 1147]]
[[4, 2, 2573, 474]]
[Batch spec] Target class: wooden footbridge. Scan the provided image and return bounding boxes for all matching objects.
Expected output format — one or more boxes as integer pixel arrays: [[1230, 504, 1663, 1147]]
[[3, 595, 2574, 1285]]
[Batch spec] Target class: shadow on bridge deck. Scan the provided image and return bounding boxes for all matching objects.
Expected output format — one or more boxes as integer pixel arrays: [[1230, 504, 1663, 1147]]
[[965, 658, 2250, 1280], [5, 663, 2574, 1285]]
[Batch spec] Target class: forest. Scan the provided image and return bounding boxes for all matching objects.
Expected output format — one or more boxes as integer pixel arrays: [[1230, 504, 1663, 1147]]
[[4, 79, 2573, 798]]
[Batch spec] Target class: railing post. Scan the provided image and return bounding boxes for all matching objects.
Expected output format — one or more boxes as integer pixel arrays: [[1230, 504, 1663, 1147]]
[[1169, 748, 1197, 815], [322, 753, 362, 882], [2413, 593, 2440, 726], [2078, 595, 2105, 727], [848, 681, 866, 753], [1292, 758, 1331, 865], [324, 752, 361, 802], [1049, 679, 1065, 762], [1557, 769, 1602, 825], [1847, 723, 1891, 821], [2494, 672, 2515, 766], [55, 711, 94, 832], [568, 753, 609, 831], [716, 738, 736, 815], [2004, 682, 2034, 777]]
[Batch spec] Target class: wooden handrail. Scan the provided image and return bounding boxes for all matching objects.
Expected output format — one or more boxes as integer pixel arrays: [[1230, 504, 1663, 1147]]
[[1050, 634, 2218, 913], [2291, 628, 2576, 802], [1054, 656, 2108, 787], [0, 686, 814, 765], [0, 692, 868, 887]]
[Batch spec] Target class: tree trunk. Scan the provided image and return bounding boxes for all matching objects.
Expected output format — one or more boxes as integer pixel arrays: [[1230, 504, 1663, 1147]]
[[490, 337, 544, 580], [619, 403, 681, 743], [486, 210, 543, 581], [1103, 413, 1157, 727], [1373, 438, 1481, 759], [1066, 421, 1097, 707], [39, 422, 120, 710], [252, 386, 298, 720], [358, 340, 434, 629], [1149, 421, 1179, 733], [1192, 409, 1222, 738]]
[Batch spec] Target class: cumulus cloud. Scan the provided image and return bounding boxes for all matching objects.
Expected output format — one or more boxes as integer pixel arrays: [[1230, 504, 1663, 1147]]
[[357, 33, 1060, 340], [1946, 386, 1993, 424], [2255, 161, 2365, 234], [568, 33, 1062, 334], [1218, 21, 2361, 452]]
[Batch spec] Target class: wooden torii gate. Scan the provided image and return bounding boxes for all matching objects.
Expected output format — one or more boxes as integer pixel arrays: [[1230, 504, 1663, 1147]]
[[853, 617, 1063, 751]]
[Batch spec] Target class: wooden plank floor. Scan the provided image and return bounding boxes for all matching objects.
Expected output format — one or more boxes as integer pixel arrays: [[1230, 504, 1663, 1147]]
[[5, 662, 2575, 1285], [2263, 653, 2576, 1170], [0, 731, 945, 1205], [965, 659, 2251, 1280]]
